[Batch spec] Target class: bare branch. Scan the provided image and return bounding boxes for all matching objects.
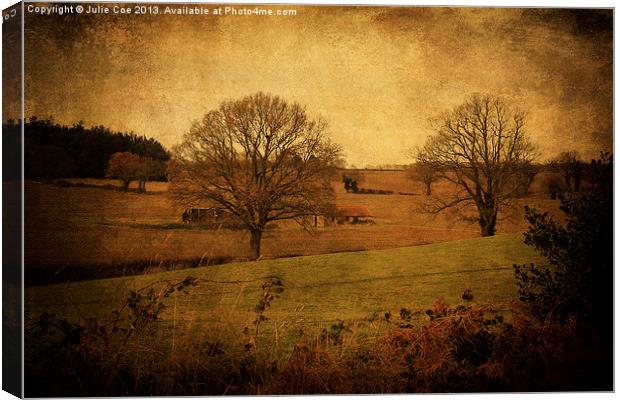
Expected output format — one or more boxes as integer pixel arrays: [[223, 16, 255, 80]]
[[168, 92, 341, 260], [411, 94, 538, 236]]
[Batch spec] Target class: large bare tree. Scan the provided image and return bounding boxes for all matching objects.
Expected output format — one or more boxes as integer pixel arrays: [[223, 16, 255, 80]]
[[168, 92, 342, 260], [417, 94, 536, 236]]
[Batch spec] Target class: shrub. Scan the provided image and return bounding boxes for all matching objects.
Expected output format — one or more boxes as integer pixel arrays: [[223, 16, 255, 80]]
[[543, 175, 566, 199], [513, 152, 613, 389], [514, 153, 612, 327], [25, 277, 199, 396], [27, 286, 611, 394]]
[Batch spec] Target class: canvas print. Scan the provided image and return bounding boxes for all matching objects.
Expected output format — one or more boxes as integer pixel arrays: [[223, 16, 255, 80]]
[[2, 2, 613, 396]]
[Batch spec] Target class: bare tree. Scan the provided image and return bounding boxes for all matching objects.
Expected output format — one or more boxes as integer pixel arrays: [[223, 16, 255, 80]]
[[135, 157, 166, 192], [549, 151, 583, 192], [418, 94, 536, 236], [407, 147, 440, 196], [514, 161, 540, 197], [168, 92, 342, 260]]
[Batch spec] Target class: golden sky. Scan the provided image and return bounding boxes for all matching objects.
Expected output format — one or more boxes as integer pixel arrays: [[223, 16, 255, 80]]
[[20, 5, 612, 166]]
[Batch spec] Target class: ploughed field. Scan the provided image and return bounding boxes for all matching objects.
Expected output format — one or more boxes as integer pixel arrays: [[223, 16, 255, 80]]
[[24, 170, 561, 281], [26, 233, 547, 351]]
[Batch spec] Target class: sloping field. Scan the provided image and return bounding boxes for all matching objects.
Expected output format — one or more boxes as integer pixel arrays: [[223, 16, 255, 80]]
[[26, 233, 546, 348], [25, 177, 561, 269]]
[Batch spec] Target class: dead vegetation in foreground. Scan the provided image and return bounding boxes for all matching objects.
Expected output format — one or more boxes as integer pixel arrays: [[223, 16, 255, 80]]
[[24, 170, 562, 282], [24, 157, 613, 395], [25, 276, 610, 396]]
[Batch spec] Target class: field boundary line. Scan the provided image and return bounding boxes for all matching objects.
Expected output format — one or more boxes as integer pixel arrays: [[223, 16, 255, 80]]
[[289, 266, 514, 289]]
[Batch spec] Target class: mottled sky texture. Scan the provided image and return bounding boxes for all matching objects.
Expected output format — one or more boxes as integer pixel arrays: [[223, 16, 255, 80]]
[[21, 5, 612, 166]]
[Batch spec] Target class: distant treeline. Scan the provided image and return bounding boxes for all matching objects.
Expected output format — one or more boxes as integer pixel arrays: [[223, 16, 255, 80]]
[[3, 118, 170, 180]]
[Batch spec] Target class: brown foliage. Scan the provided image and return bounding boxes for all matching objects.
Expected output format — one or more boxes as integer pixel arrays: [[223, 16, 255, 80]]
[[106, 151, 165, 192], [26, 283, 611, 396]]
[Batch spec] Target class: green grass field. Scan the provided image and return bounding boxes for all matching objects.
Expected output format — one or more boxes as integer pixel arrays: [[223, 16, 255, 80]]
[[26, 233, 546, 350]]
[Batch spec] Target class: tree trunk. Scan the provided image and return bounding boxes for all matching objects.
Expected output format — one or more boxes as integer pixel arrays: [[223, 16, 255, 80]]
[[574, 169, 582, 192], [249, 229, 262, 261], [563, 172, 571, 190], [425, 181, 432, 196], [478, 207, 497, 237], [121, 180, 130, 191], [479, 222, 494, 237]]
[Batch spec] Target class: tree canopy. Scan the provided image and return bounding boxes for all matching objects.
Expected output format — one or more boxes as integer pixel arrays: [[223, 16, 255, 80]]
[[417, 94, 537, 236], [168, 92, 342, 260], [5, 117, 170, 179], [106, 151, 165, 192]]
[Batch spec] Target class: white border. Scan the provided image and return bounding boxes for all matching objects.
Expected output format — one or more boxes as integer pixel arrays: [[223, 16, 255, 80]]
[[0, 1, 616, 400]]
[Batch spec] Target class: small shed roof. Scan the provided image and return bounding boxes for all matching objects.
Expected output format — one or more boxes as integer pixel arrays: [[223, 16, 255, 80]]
[[334, 205, 373, 217]]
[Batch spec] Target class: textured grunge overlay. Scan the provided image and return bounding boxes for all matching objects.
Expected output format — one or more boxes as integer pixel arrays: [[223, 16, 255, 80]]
[[17, 6, 612, 166]]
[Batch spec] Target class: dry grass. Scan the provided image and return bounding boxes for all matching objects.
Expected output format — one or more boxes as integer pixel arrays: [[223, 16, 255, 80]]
[[26, 234, 545, 346], [23, 170, 608, 395], [25, 171, 562, 271], [26, 234, 548, 395], [26, 264, 607, 395]]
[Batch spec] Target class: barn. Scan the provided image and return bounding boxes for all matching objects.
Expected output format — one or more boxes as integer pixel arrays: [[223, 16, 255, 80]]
[[324, 205, 374, 226]]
